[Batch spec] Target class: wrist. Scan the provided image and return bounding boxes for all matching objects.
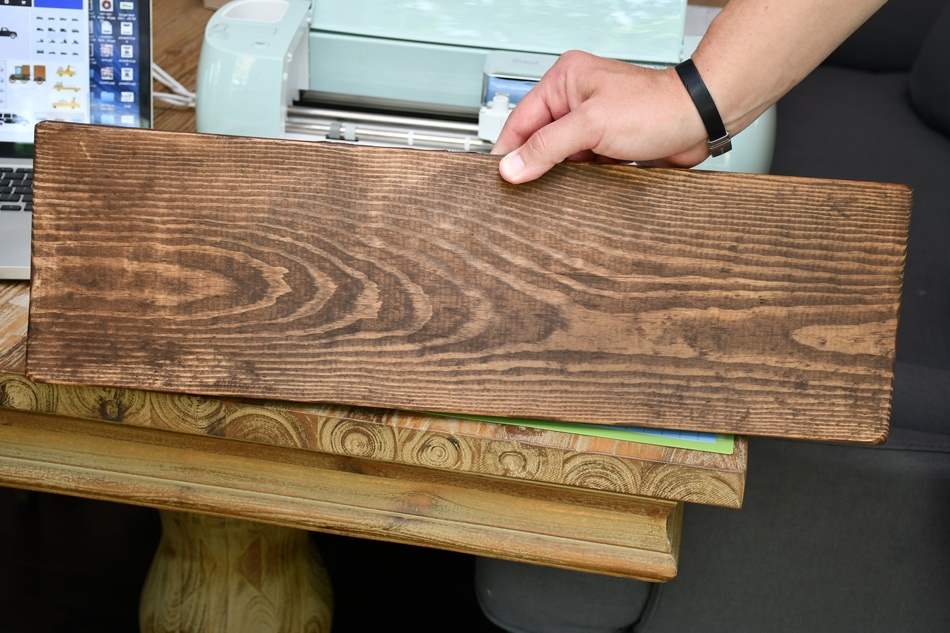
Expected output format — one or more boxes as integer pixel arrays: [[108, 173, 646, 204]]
[[673, 59, 732, 157]]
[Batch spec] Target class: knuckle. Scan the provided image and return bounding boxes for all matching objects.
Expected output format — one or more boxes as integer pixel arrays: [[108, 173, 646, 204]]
[[525, 126, 555, 161], [559, 49, 592, 66]]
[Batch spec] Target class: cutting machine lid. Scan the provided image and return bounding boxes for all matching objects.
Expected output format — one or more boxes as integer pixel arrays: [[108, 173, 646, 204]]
[[311, 0, 688, 65]]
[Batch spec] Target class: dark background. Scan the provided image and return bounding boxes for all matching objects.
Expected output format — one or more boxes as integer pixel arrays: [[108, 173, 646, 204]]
[[0, 487, 506, 632]]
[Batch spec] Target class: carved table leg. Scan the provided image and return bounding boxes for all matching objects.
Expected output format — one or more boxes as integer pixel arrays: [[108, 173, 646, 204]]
[[139, 511, 333, 633]]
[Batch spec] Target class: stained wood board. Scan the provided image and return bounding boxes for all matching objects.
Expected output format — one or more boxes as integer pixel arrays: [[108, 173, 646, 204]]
[[26, 122, 911, 442]]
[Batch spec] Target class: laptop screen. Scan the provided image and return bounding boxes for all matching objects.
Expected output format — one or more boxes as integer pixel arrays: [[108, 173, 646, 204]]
[[0, 0, 151, 158]]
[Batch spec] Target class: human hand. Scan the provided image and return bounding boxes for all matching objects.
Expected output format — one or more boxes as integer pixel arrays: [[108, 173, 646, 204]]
[[491, 50, 711, 184]]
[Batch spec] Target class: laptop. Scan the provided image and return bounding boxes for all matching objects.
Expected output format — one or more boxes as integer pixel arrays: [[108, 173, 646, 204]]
[[0, 0, 151, 280]]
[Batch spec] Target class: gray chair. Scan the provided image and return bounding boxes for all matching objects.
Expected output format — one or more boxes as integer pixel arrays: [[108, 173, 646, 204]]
[[476, 1, 950, 630]]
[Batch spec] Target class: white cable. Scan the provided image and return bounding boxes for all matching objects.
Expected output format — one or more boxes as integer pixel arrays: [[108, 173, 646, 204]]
[[152, 62, 197, 108], [153, 63, 190, 95]]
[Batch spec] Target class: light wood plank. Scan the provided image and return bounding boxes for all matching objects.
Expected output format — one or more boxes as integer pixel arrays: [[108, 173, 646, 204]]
[[0, 370, 747, 508], [0, 282, 27, 373], [0, 409, 682, 580], [28, 122, 909, 441]]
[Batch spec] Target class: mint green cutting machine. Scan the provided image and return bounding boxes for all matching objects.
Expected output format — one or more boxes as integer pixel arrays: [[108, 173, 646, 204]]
[[196, 0, 775, 174]]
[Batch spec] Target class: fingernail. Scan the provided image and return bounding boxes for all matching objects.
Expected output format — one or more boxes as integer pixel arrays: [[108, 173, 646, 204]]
[[499, 152, 525, 180]]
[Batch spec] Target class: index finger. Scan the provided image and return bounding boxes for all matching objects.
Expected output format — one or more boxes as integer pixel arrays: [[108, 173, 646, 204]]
[[490, 64, 572, 156], [490, 93, 551, 156]]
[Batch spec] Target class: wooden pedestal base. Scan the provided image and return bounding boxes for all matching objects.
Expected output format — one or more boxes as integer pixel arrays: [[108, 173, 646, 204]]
[[140, 511, 333, 633]]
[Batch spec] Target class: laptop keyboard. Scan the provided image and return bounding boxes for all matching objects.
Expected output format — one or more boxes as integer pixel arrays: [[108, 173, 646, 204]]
[[0, 167, 33, 213]]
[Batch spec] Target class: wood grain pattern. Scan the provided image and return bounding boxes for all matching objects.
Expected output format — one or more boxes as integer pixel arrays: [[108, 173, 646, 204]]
[[0, 282, 28, 373], [0, 370, 747, 508], [28, 122, 910, 442], [0, 408, 682, 580], [140, 511, 333, 633]]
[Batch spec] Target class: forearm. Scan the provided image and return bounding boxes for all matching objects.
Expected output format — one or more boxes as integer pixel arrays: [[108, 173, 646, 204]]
[[492, 0, 889, 183], [693, 0, 888, 135]]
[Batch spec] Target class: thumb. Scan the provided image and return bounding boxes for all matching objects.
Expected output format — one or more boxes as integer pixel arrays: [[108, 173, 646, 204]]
[[497, 112, 597, 184]]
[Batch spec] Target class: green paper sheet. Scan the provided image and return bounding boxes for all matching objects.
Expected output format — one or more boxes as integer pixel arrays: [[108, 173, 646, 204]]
[[427, 413, 735, 455]]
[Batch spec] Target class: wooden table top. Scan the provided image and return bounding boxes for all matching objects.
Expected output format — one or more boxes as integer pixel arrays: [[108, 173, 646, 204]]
[[0, 279, 746, 507], [0, 0, 748, 582]]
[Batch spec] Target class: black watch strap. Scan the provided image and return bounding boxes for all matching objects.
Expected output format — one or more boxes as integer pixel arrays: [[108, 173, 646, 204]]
[[674, 59, 733, 157]]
